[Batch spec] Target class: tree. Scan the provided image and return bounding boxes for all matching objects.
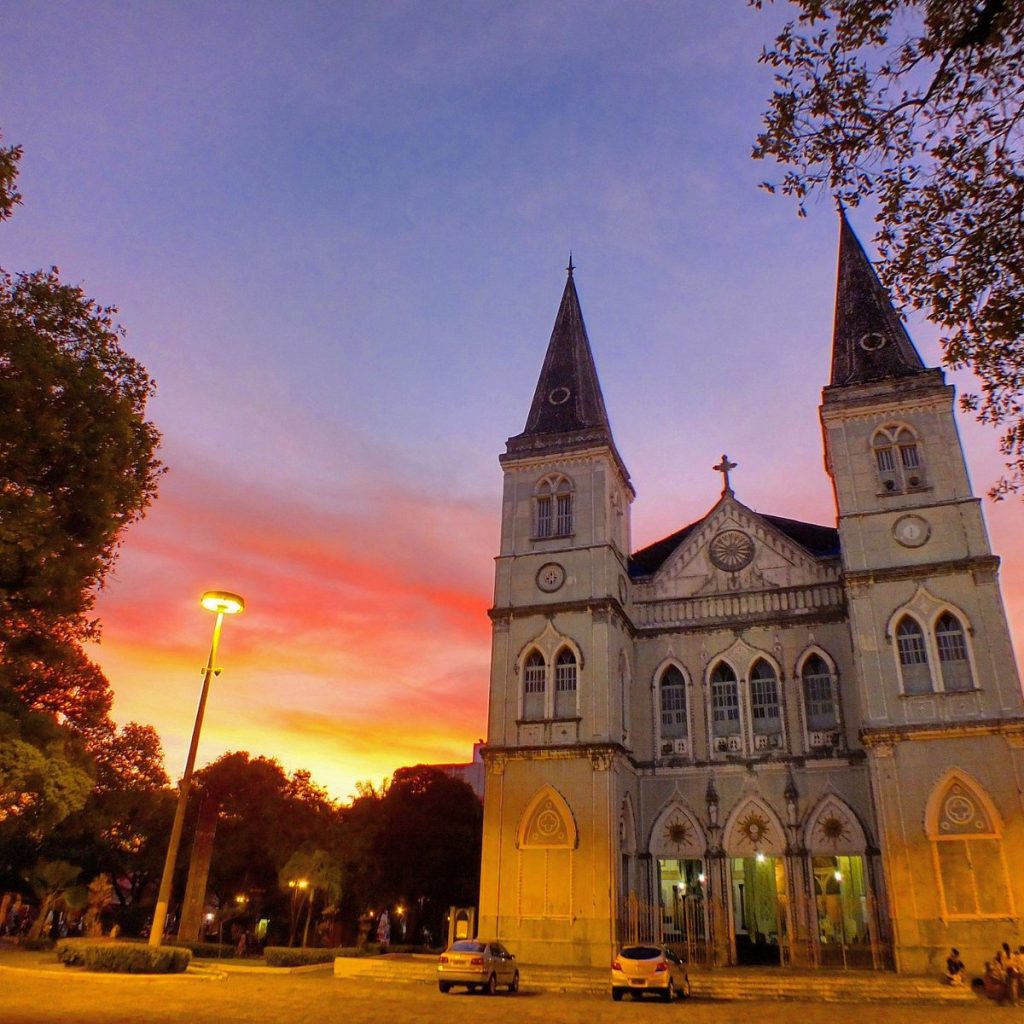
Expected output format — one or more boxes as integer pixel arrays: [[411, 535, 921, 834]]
[[279, 846, 341, 946], [23, 858, 81, 939], [751, 0, 1024, 495], [0, 132, 21, 222]]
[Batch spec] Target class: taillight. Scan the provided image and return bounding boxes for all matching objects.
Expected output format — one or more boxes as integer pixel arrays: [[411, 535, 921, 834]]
[[470, 956, 484, 966], [612, 959, 622, 971], [439, 955, 448, 964], [654, 961, 668, 972]]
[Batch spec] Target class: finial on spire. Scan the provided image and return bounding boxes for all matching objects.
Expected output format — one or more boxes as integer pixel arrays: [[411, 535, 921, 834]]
[[713, 454, 737, 495], [566, 251, 575, 278]]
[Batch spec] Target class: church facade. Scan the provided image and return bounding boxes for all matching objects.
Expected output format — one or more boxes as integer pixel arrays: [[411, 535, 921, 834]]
[[476, 219, 1024, 974]]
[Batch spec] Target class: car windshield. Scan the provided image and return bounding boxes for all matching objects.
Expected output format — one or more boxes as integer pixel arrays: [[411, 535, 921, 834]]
[[450, 941, 485, 953], [620, 946, 662, 960]]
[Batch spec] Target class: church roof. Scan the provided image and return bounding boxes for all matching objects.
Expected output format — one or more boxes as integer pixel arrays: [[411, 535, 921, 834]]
[[628, 511, 839, 578], [830, 211, 927, 386], [505, 262, 626, 472]]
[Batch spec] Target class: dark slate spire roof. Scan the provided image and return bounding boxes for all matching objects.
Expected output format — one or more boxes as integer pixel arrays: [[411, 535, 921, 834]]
[[504, 263, 629, 483], [830, 211, 927, 386], [519, 263, 612, 438]]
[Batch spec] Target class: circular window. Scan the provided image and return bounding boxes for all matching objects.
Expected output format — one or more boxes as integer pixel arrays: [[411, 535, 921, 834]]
[[708, 529, 755, 572], [859, 332, 887, 352], [548, 386, 571, 405], [536, 562, 566, 593]]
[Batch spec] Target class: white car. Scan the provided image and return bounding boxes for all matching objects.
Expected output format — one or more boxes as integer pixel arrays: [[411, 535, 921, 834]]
[[611, 944, 692, 1001], [437, 939, 519, 995]]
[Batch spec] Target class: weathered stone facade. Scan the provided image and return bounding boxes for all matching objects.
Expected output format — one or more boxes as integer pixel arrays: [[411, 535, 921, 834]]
[[476, 224, 1023, 974]]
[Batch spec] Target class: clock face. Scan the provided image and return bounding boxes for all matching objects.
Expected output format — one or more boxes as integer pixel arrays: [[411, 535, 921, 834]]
[[536, 562, 566, 593], [893, 514, 930, 548], [708, 529, 755, 572]]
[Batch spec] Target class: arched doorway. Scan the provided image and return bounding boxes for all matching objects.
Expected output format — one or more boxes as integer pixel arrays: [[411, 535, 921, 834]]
[[804, 796, 877, 968], [648, 801, 709, 965], [723, 798, 788, 966]]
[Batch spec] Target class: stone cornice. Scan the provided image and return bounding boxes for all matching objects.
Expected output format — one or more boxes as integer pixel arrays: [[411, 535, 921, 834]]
[[489, 596, 636, 634], [860, 717, 1024, 748], [480, 742, 627, 764], [499, 438, 634, 497], [843, 555, 1000, 588]]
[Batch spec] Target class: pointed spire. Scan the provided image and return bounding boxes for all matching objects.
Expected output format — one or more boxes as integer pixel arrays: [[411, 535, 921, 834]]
[[515, 266, 613, 440], [504, 263, 629, 481], [830, 210, 927, 386]]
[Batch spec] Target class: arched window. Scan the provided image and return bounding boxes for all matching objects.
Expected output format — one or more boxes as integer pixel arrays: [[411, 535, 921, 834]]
[[749, 660, 782, 748], [523, 651, 546, 720], [896, 616, 932, 694], [710, 663, 740, 749], [534, 475, 574, 538], [554, 648, 577, 718], [659, 666, 687, 740], [936, 612, 974, 692], [802, 654, 838, 732], [872, 424, 925, 493]]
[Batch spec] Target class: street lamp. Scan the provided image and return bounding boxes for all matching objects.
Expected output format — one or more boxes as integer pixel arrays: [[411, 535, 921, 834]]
[[149, 590, 245, 947]]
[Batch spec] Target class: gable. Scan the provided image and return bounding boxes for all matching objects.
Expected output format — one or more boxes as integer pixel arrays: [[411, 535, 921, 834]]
[[636, 498, 839, 601]]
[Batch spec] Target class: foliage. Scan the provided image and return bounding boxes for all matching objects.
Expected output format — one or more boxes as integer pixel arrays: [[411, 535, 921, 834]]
[[187, 753, 341, 939], [280, 846, 342, 946], [23, 858, 82, 939], [81, 873, 115, 936], [0, 702, 94, 843], [171, 940, 237, 959], [0, 131, 21, 222], [76, 941, 190, 973], [263, 945, 343, 967], [339, 766, 482, 944], [752, 0, 1024, 495]]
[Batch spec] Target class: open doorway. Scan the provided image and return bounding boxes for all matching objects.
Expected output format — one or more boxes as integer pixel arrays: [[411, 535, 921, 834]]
[[730, 856, 785, 965]]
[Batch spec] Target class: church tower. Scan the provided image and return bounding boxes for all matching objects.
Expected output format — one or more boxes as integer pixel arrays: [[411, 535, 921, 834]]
[[820, 213, 1024, 971], [476, 262, 636, 965]]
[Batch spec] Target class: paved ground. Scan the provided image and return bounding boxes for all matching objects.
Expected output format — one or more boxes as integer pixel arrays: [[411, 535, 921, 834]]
[[0, 950, 1004, 1024]]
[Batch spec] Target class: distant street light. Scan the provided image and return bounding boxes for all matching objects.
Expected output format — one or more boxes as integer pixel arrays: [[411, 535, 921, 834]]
[[148, 590, 245, 947]]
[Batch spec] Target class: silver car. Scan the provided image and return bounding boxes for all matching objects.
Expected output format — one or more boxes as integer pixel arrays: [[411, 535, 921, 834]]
[[611, 944, 692, 1001], [437, 939, 519, 995]]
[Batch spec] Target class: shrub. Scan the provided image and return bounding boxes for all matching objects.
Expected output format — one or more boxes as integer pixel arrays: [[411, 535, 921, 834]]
[[263, 946, 343, 967], [58, 941, 191, 973], [18, 937, 54, 952], [171, 941, 235, 959]]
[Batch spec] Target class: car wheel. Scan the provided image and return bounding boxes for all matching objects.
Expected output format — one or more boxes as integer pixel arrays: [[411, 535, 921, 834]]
[[612, 988, 624, 1001], [486, 973, 498, 996], [680, 974, 692, 999], [663, 980, 676, 1003], [438, 982, 450, 994], [508, 970, 519, 994]]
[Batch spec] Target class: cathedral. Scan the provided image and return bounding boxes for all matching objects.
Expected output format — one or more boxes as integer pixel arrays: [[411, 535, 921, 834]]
[[476, 215, 1024, 974]]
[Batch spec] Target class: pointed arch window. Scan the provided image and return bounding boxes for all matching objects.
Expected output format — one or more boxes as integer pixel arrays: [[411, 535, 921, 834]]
[[927, 774, 1013, 918], [523, 651, 546, 720], [873, 424, 925, 493], [936, 612, 973, 692], [710, 663, 740, 739], [802, 654, 838, 731], [749, 660, 782, 747], [554, 648, 578, 718], [534, 475, 574, 538], [659, 666, 687, 739], [896, 616, 932, 694]]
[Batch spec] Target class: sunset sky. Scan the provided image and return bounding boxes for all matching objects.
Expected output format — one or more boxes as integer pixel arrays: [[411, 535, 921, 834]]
[[3, 2, 1021, 802]]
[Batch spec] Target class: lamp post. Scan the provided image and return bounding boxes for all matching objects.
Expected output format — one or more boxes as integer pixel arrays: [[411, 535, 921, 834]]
[[149, 590, 244, 947]]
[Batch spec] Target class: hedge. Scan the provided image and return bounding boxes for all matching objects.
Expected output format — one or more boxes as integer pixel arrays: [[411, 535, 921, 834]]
[[56, 939, 190, 973], [264, 946, 340, 967]]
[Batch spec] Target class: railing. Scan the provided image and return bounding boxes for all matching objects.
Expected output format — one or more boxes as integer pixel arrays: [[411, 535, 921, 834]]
[[635, 583, 844, 629], [618, 893, 712, 966]]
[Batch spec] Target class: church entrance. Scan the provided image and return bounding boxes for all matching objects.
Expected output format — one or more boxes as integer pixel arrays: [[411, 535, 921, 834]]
[[657, 858, 709, 965], [730, 855, 786, 965], [812, 855, 873, 968]]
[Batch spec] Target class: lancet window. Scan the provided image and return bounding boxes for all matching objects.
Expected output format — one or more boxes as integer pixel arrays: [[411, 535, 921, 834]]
[[659, 666, 687, 739], [872, 424, 925, 492], [523, 651, 546, 720], [534, 475, 574, 538], [554, 648, 578, 718]]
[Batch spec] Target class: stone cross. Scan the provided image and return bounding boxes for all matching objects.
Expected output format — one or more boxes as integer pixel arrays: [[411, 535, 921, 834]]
[[714, 454, 737, 495]]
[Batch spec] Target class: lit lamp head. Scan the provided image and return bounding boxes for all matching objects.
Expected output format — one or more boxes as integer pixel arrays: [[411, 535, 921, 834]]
[[201, 591, 245, 615]]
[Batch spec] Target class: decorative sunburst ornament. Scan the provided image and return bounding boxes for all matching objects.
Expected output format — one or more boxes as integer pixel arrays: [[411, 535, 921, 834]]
[[817, 813, 851, 848], [663, 815, 692, 849], [737, 810, 771, 849]]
